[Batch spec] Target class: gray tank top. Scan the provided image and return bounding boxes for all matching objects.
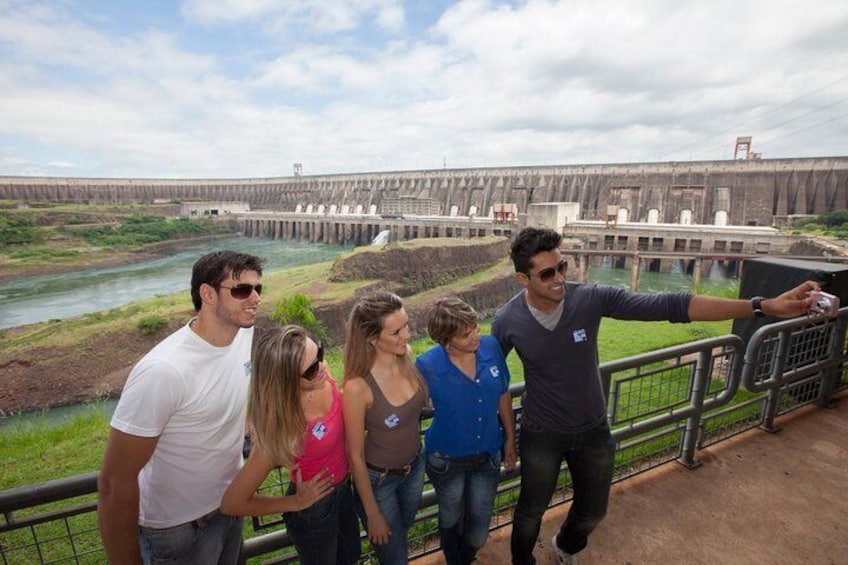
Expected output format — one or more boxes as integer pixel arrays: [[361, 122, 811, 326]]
[[363, 372, 427, 468]]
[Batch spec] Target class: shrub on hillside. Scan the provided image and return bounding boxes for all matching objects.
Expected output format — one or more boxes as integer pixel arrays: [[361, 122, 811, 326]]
[[137, 315, 168, 336], [820, 210, 848, 228], [271, 294, 329, 344]]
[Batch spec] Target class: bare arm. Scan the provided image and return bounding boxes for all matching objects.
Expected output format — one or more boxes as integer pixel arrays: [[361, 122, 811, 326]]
[[498, 391, 517, 472], [687, 280, 820, 322], [97, 428, 159, 565], [343, 378, 391, 545], [220, 446, 333, 517]]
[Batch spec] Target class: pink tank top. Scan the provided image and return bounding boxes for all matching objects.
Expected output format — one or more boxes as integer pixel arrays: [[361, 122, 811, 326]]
[[294, 377, 349, 486]]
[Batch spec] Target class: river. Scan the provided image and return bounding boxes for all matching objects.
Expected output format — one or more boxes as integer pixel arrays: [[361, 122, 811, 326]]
[[0, 237, 350, 331]]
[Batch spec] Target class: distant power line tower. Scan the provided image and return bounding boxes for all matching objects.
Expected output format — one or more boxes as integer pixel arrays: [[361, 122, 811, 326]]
[[734, 136, 752, 160], [733, 137, 761, 160]]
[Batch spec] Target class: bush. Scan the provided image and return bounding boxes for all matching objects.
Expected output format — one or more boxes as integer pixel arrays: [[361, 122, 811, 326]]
[[820, 210, 848, 228], [271, 294, 329, 343], [137, 315, 168, 336]]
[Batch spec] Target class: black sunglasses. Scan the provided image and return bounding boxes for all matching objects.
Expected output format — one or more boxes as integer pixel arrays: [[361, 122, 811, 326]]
[[301, 341, 324, 381], [527, 259, 568, 282], [218, 283, 263, 300]]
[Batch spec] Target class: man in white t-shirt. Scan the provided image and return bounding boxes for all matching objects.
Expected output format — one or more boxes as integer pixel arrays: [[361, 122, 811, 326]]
[[98, 250, 265, 564]]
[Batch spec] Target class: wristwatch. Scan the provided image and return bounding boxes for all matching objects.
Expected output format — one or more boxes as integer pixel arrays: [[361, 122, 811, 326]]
[[751, 296, 766, 318]]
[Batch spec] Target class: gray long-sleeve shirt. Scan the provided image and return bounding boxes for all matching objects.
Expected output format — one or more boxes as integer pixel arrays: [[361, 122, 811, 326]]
[[492, 283, 692, 433]]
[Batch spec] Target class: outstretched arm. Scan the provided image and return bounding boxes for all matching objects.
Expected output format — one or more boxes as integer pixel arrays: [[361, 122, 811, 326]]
[[687, 280, 821, 322]]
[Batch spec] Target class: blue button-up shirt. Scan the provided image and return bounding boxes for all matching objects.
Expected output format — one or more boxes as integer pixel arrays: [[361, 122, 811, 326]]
[[416, 335, 511, 457]]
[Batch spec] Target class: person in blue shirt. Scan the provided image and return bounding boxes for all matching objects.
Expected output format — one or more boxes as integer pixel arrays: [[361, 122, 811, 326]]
[[416, 297, 517, 565]]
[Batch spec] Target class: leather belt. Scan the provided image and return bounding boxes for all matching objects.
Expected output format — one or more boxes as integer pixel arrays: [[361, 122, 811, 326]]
[[367, 461, 412, 476], [367, 452, 420, 477]]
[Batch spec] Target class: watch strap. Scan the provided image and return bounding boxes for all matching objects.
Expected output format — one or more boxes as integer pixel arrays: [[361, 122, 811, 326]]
[[751, 296, 766, 318]]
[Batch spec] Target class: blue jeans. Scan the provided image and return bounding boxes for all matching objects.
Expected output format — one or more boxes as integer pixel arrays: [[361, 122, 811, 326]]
[[426, 450, 502, 565], [355, 453, 426, 565], [284, 479, 361, 565], [510, 420, 616, 565], [138, 510, 242, 565]]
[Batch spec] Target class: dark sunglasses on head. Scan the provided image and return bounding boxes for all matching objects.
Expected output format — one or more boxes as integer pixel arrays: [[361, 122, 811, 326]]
[[218, 283, 263, 300], [301, 341, 324, 381], [528, 259, 568, 282]]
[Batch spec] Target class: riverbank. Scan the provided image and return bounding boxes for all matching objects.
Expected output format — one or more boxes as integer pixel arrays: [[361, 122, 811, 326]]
[[0, 234, 234, 282], [0, 237, 519, 415]]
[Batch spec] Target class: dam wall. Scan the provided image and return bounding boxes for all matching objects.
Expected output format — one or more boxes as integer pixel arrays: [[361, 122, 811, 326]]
[[2, 156, 847, 227]]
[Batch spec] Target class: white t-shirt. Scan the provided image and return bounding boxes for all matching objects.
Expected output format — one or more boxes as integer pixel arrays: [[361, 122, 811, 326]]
[[111, 322, 253, 528]]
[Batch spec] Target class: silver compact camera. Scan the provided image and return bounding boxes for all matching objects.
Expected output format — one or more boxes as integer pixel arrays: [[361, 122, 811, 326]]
[[809, 291, 840, 316]]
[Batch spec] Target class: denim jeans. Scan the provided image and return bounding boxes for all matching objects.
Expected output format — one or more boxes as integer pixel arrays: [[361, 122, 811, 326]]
[[510, 420, 616, 565], [426, 450, 502, 565], [355, 453, 426, 565], [138, 510, 242, 565], [284, 478, 361, 565]]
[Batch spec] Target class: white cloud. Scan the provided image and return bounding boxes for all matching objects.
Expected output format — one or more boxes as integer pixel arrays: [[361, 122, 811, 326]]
[[1, 0, 846, 178]]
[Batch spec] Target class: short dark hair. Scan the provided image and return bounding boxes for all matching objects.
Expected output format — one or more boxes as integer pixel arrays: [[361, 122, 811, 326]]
[[510, 227, 562, 274], [190, 251, 266, 311]]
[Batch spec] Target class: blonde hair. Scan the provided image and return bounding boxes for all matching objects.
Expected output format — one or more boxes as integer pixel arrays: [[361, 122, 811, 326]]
[[426, 296, 478, 346], [249, 324, 311, 468], [343, 291, 427, 393]]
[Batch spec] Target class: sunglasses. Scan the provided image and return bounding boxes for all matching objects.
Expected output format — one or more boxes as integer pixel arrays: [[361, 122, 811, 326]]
[[527, 259, 568, 282], [301, 341, 324, 381], [218, 283, 263, 300]]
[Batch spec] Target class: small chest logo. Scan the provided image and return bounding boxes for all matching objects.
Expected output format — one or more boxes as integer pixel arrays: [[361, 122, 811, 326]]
[[489, 365, 500, 378], [384, 414, 400, 428], [311, 422, 327, 440], [572, 329, 587, 343], [243, 361, 251, 377]]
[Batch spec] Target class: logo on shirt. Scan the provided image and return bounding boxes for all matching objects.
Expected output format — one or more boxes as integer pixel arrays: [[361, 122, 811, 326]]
[[573, 329, 587, 343], [311, 421, 327, 440], [384, 414, 400, 428], [489, 365, 500, 378], [243, 361, 251, 377]]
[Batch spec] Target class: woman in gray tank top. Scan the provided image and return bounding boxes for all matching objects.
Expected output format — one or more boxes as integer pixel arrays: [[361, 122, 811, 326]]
[[343, 292, 429, 565]]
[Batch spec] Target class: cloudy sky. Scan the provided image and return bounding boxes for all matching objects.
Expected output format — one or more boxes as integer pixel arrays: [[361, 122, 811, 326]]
[[1, 0, 847, 179]]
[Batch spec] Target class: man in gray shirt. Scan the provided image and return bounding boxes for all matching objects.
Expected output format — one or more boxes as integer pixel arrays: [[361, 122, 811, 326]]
[[492, 227, 819, 565]]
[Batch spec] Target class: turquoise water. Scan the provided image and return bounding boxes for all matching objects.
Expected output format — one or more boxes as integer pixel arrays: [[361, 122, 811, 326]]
[[0, 237, 349, 330]]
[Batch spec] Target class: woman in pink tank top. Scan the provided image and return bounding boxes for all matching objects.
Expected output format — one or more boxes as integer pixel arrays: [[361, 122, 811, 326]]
[[221, 325, 361, 565]]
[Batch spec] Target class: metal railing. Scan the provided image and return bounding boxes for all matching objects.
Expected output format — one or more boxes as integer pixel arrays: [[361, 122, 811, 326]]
[[3, 310, 846, 564]]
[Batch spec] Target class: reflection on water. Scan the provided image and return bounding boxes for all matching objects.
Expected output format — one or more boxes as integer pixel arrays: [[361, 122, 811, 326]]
[[0, 238, 348, 330]]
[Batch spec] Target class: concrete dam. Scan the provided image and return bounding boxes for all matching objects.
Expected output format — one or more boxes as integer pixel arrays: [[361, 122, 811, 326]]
[[2, 156, 847, 227]]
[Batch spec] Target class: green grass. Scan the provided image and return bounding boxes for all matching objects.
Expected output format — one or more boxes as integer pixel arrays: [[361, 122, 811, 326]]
[[0, 404, 112, 490], [0, 316, 732, 489]]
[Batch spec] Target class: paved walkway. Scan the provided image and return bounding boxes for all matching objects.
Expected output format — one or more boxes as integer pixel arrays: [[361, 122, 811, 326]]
[[415, 390, 848, 565]]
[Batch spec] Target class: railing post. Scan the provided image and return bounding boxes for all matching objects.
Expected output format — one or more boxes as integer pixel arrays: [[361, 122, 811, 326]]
[[677, 350, 710, 468], [816, 314, 848, 407], [760, 329, 791, 432]]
